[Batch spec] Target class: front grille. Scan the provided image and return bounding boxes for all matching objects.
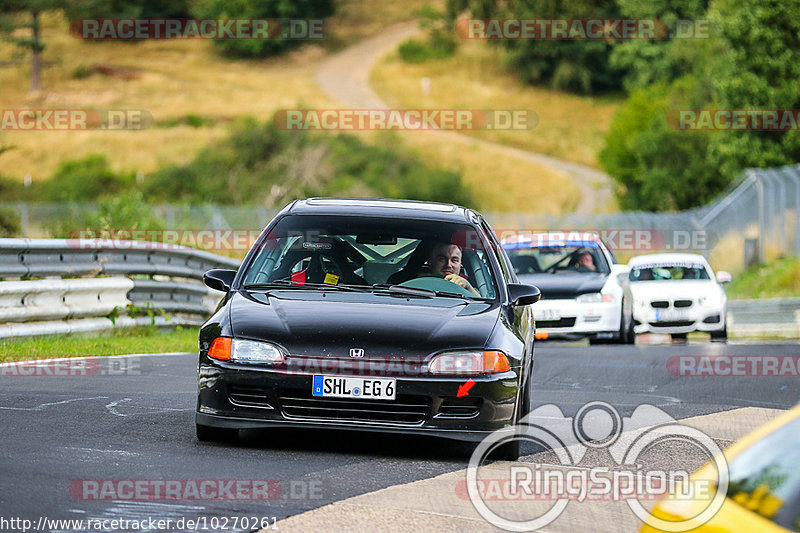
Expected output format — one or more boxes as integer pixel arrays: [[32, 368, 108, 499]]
[[650, 320, 694, 328], [436, 398, 482, 419], [229, 386, 273, 408], [536, 317, 577, 328], [651, 301, 669, 309], [674, 299, 693, 308], [279, 391, 430, 425]]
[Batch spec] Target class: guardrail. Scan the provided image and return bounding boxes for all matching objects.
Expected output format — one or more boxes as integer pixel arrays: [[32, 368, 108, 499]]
[[0, 239, 241, 338], [728, 298, 800, 337]]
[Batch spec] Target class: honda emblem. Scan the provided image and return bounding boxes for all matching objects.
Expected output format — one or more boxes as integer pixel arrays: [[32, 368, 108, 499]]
[[349, 348, 364, 358]]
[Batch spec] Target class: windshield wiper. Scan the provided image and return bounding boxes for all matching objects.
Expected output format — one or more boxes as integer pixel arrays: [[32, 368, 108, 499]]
[[242, 281, 364, 292], [368, 283, 481, 300]]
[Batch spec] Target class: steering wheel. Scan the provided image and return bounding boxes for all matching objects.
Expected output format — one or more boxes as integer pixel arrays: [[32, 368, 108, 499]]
[[398, 275, 477, 297]]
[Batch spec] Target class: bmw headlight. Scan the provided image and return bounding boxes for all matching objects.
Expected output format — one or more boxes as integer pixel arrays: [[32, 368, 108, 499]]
[[577, 292, 613, 304], [698, 293, 722, 307], [208, 337, 285, 364]]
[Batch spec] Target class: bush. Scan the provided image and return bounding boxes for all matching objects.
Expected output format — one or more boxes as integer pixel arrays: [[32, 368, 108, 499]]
[[145, 117, 475, 208], [190, 0, 335, 58], [48, 191, 165, 238], [0, 208, 20, 237], [398, 5, 457, 64], [43, 155, 131, 203]]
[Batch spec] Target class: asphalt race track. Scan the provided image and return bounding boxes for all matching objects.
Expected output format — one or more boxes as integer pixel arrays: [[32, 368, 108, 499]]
[[1, 341, 798, 533]]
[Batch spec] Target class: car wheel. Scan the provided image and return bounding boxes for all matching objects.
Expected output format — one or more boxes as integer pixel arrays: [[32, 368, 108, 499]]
[[625, 315, 636, 344], [196, 423, 238, 443], [710, 326, 728, 342]]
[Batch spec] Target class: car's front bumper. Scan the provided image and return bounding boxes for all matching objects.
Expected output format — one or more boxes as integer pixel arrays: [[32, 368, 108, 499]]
[[533, 300, 621, 338], [633, 306, 725, 334], [196, 360, 520, 442]]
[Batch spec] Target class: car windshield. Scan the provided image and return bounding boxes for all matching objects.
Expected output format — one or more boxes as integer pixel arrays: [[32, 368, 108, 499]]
[[504, 243, 610, 275], [240, 215, 499, 299], [629, 263, 710, 281]]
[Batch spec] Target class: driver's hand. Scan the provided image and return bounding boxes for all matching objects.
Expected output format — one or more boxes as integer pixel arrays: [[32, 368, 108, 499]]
[[444, 274, 480, 296]]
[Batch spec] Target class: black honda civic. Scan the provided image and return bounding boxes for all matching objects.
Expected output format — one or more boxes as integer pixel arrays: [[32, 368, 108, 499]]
[[196, 198, 540, 459]]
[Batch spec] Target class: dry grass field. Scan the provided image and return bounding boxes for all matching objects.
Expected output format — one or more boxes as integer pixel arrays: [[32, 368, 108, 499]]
[[371, 38, 621, 169]]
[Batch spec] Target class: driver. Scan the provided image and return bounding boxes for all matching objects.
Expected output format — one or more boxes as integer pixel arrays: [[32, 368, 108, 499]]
[[426, 242, 480, 296], [575, 252, 597, 271]]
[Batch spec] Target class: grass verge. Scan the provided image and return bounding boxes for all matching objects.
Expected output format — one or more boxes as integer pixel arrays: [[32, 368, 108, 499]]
[[0, 325, 198, 362], [727, 256, 800, 300]]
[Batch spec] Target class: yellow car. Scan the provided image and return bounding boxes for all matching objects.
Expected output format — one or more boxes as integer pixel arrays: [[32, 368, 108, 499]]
[[641, 404, 800, 532]]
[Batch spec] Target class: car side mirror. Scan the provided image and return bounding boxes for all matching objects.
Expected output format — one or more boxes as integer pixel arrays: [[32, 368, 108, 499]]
[[716, 270, 732, 284], [508, 283, 541, 306], [204, 269, 237, 292]]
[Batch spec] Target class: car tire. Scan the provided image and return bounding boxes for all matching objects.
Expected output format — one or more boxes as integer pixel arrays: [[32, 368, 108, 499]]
[[624, 315, 636, 344], [710, 326, 728, 342], [196, 423, 238, 443]]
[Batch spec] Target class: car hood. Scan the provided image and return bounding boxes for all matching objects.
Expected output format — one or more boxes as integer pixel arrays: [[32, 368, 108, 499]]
[[517, 272, 607, 300], [630, 280, 723, 300], [227, 291, 500, 358]]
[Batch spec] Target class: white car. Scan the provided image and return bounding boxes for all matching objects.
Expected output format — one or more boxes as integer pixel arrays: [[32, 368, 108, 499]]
[[628, 253, 730, 340], [501, 233, 634, 344]]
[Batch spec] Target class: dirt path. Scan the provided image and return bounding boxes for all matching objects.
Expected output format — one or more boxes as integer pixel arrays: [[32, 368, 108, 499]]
[[315, 22, 614, 214]]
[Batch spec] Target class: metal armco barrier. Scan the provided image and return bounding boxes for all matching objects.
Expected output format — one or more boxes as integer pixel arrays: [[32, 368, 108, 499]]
[[0, 238, 241, 338], [727, 298, 800, 338], [0, 278, 133, 323]]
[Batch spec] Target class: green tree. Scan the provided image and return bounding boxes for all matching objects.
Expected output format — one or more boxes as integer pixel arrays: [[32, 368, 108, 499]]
[[191, 0, 334, 58], [610, 0, 709, 92], [448, 0, 625, 94], [705, 0, 800, 179], [0, 0, 66, 91], [599, 79, 726, 211]]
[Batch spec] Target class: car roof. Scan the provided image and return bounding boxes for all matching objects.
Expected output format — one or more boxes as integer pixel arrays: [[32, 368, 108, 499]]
[[627, 253, 710, 267], [284, 197, 476, 223]]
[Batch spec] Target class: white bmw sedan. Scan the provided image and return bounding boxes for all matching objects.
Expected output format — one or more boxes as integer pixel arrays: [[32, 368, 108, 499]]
[[628, 253, 730, 341]]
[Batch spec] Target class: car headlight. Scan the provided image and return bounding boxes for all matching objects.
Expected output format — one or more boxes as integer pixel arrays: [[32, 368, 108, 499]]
[[208, 337, 284, 364], [699, 294, 722, 307], [577, 292, 613, 304], [428, 350, 511, 375]]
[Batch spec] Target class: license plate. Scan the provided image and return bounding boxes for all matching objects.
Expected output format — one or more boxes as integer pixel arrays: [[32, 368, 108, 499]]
[[312, 375, 396, 400], [535, 308, 561, 321], [656, 310, 689, 321]]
